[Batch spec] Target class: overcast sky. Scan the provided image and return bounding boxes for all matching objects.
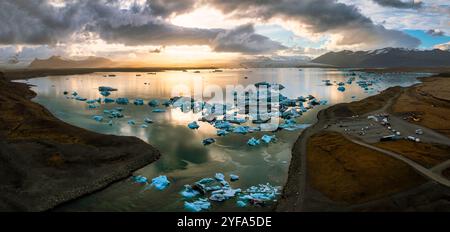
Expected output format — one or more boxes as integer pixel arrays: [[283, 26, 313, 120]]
[[0, 0, 449, 66]]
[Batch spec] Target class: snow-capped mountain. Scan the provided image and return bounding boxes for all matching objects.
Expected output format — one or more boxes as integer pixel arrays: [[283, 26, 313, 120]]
[[312, 48, 450, 68]]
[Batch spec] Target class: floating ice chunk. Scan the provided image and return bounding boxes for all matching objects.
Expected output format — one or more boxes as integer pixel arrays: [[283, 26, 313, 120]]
[[214, 173, 225, 181], [104, 98, 115, 103], [128, 120, 136, 125], [75, 96, 87, 101], [236, 200, 247, 207], [230, 174, 239, 181], [133, 99, 144, 105], [148, 99, 160, 107], [233, 126, 249, 134], [92, 115, 103, 122], [116, 98, 129, 105], [141, 124, 148, 128], [214, 120, 232, 129], [72, 91, 78, 96], [223, 188, 241, 198], [239, 183, 281, 205], [100, 91, 111, 97], [337, 86, 346, 92], [152, 108, 166, 113], [205, 186, 222, 192], [210, 193, 226, 202], [319, 100, 328, 105], [180, 185, 200, 198], [247, 137, 260, 146], [144, 118, 153, 123], [217, 129, 229, 136], [88, 104, 98, 109], [86, 99, 100, 104], [338, 82, 345, 86], [261, 135, 276, 144], [202, 138, 216, 145], [196, 178, 215, 185], [184, 198, 210, 212], [162, 100, 172, 107], [188, 121, 200, 129], [132, 175, 148, 184], [151, 175, 170, 190], [98, 86, 117, 92]]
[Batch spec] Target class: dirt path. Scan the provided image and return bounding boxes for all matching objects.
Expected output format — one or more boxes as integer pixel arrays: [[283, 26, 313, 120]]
[[347, 137, 450, 187]]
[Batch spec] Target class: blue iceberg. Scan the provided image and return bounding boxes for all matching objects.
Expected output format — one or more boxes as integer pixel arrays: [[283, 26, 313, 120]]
[[133, 99, 144, 105], [116, 98, 129, 105], [188, 121, 200, 129], [337, 86, 346, 92], [98, 86, 117, 92], [151, 175, 170, 190], [236, 200, 247, 207], [180, 185, 200, 198], [214, 173, 225, 181], [152, 108, 166, 113], [144, 118, 153, 123], [148, 99, 160, 107], [100, 91, 111, 97], [261, 135, 276, 144], [132, 175, 148, 184], [75, 96, 87, 101], [233, 126, 249, 134], [217, 129, 229, 136], [184, 198, 210, 212], [247, 137, 260, 146], [92, 115, 103, 122], [104, 98, 115, 103], [202, 138, 215, 145], [128, 120, 136, 125], [230, 174, 239, 181]]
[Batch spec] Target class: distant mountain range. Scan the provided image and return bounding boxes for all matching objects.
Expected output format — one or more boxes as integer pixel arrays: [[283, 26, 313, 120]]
[[29, 56, 114, 69], [312, 48, 450, 68], [239, 55, 330, 68]]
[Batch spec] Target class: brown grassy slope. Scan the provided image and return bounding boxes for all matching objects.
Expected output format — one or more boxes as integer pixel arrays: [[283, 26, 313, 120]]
[[307, 132, 425, 204], [0, 72, 160, 211], [392, 77, 450, 137], [376, 140, 450, 168]]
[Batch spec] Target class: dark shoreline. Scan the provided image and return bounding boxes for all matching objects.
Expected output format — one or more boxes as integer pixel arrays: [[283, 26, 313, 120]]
[[1, 67, 220, 81], [0, 72, 161, 211]]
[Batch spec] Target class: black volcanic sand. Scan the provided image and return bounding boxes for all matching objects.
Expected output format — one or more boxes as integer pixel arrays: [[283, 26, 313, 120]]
[[278, 75, 450, 212], [0, 72, 160, 211]]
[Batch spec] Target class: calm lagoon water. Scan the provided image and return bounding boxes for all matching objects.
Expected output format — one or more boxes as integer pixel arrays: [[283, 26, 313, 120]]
[[20, 68, 427, 212]]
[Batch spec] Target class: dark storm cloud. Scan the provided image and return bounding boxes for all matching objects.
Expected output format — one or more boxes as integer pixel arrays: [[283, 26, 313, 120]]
[[0, 0, 284, 54], [371, 0, 423, 9], [205, 0, 421, 48], [212, 24, 286, 54]]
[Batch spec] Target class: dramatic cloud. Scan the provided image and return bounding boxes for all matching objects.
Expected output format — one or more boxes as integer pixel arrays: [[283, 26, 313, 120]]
[[427, 29, 445, 37], [0, 0, 283, 54], [206, 0, 421, 49], [211, 24, 286, 54], [371, 0, 423, 9]]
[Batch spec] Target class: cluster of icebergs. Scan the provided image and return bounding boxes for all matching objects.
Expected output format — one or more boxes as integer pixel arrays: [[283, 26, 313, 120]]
[[63, 80, 330, 146], [131, 173, 281, 212]]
